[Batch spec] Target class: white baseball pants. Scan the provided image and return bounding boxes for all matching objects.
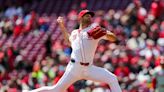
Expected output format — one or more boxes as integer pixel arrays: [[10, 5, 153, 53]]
[[28, 62, 122, 92]]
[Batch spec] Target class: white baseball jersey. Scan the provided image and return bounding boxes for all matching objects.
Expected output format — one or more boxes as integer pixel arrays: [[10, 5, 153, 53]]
[[69, 23, 106, 64]]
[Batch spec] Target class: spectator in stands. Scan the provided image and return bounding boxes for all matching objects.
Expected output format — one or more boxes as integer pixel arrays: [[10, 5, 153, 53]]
[[152, 56, 164, 92]]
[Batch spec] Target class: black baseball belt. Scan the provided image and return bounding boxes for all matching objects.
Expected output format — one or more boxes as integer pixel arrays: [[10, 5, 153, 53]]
[[71, 58, 89, 66]]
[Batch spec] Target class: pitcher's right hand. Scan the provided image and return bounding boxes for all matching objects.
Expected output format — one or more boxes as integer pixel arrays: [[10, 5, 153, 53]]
[[57, 16, 64, 24]]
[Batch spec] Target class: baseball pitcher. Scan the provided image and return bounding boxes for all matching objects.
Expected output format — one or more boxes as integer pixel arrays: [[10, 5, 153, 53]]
[[26, 10, 122, 92]]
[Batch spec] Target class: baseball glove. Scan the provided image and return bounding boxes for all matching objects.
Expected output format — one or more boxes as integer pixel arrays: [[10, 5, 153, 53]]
[[87, 26, 107, 39]]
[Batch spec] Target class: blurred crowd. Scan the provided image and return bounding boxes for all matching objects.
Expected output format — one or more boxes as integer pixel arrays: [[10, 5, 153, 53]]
[[0, 0, 164, 92]]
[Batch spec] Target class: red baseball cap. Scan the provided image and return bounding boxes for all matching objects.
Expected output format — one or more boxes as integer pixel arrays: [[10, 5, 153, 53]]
[[78, 10, 95, 20]]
